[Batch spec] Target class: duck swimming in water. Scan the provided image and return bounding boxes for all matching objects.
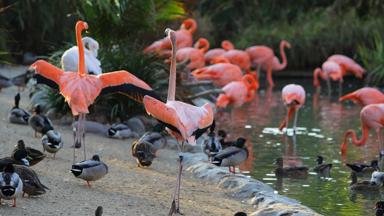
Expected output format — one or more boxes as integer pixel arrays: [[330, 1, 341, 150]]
[[8, 93, 31, 125], [0, 164, 23, 207], [71, 154, 108, 187], [349, 171, 380, 192], [211, 137, 248, 174], [346, 160, 378, 176], [313, 155, 332, 176]]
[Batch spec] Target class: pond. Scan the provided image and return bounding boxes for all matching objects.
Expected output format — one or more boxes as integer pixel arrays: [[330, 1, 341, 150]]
[[215, 77, 382, 216]]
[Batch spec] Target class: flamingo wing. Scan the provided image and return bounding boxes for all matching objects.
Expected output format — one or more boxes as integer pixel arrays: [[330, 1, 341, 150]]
[[143, 95, 183, 135], [30, 60, 65, 90], [98, 70, 162, 103]]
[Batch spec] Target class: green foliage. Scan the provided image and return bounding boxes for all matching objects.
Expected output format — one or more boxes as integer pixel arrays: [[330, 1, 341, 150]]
[[358, 33, 384, 84]]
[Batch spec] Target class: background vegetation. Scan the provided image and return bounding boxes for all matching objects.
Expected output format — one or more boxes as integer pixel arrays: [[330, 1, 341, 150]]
[[1, 0, 384, 118]]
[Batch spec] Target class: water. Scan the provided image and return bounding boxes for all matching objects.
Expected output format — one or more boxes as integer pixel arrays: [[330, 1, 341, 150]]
[[215, 78, 382, 216]]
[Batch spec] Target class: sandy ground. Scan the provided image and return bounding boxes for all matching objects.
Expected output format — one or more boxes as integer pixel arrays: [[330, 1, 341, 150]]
[[0, 65, 252, 216]]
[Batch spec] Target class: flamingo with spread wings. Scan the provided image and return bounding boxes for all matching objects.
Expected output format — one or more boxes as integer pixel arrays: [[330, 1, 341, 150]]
[[143, 29, 214, 215], [30, 21, 160, 162]]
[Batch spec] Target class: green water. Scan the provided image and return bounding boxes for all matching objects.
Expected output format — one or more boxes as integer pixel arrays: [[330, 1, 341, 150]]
[[215, 79, 382, 216]]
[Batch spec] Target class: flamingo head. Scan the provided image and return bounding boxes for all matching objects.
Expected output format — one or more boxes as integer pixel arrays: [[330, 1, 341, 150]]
[[192, 68, 219, 80], [181, 18, 197, 32], [194, 38, 210, 52], [242, 74, 259, 91], [281, 40, 291, 49], [76, 21, 88, 32], [216, 94, 230, 108], [165, 28, 176, 44], [221, 40, 234, 50]]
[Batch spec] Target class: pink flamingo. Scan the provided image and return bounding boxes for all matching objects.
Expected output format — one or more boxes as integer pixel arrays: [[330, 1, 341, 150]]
[[279, 84, 306, 133], [143, 29, 214, 215], [341, 103, 384, 157], [191, 61, 243, 87], [313, 60, 343, 95], [328, 54, 365, 78], [144, 18, 197, 57], [220, 49, 251, 72], [246, 40, 291, 87], [216, 74, 259, 108], [204, 40, 234, 64], [173, 38, 209, 70], [339, 87, 384, 107]]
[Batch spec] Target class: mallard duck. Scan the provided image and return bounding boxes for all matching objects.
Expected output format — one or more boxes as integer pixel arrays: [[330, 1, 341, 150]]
[[274, 157, 308, 178], [202, 125, 222, 161], [28, 104, 54, 137], [370, 171, 384, 186], [0, 74, 12, 91], [0, 164, 23, 207], [313, 155, 332, 176], [211, 138, 248, 174], [41, 130, 63, 159], [217, 130, 237, 148], [13, 140, 45, 166], [131, 134, 157, 167], [13, 165, 48, 197], [349, 171, 380, 191], [376, 201, 384, 216], [346, 160, 378, 175], [8, 93, 31, 125], [10, 69, 33, 92], [107, 123, 139, 139], [71, 155, 108, 187], [95, 206, 103, 216]]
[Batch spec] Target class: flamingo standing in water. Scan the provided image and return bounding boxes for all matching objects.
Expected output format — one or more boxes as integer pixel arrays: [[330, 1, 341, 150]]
[[246, 40, 291, 87], [144, 18, 197, 57], [204, 40, 234, 64], [216, 74, 259, 108], [279, 84, 306, 133], [339, 87, 384, 107], [191, 60, 243, 87], [143, 29, 214, 215], [30, 21, 159, 162], [328, 54, 365, 78], [173, 38, 209, 70], [313, 60, 344, 95], [340, 104, 384, 158]]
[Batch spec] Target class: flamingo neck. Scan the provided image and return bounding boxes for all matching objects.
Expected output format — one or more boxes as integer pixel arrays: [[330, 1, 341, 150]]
[[345, 126, 369, 146], [76, 24, 86, 76], [199, 39, 209, 53], [274, 41, 288, 70], [185, 19, 197, 34], [167, 34, 177, 101]]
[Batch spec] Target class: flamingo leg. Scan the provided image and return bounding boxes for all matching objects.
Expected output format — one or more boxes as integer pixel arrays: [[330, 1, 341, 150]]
[[285, 110, 290, 133], [338, 80, 343, 98], [80, 113, 87, 160], [12, 198, 16, 207], [293, 109, 299, 135], [256, 64, 261, 80], [86, 181, 91, 188], [326, 79, 331, 96], [168, 142, 184, 216], [377, 128, 384, 156], [266, 65, 274, 87]]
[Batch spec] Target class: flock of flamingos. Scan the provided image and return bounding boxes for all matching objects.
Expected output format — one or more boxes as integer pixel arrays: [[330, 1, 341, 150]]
[[1, 17, 384, 215]]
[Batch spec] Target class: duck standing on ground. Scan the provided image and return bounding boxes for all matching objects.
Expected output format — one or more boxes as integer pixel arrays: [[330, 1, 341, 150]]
[[71, 154, 108, 187], [313, 156, 332, 176], [13, 165, 48, 197], [0, 164, 23, 207], [13, 140, 45, 166], [274, 157, 308, 178], [8, 93, 30, 125], [211, 138, 248, 174], [28, 104, 54, 137], [41, 130, 63, 159], [95, 206, 103, 216]]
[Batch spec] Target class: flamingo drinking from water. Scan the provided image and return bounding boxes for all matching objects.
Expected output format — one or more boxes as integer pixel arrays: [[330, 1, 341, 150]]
[[340, 104, 384, 158], [279, 84, 306, 133], [339, 87, 384, 107], [246, 40, 291, 87], [313, 60, 344, 95], [204, 40, 234, 64], [144, 18, 197, 57], [30, 21, 160, 162], [216, 74, 259, 108], [143, 28, 214, 215], [327, 54, 365, 78]]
